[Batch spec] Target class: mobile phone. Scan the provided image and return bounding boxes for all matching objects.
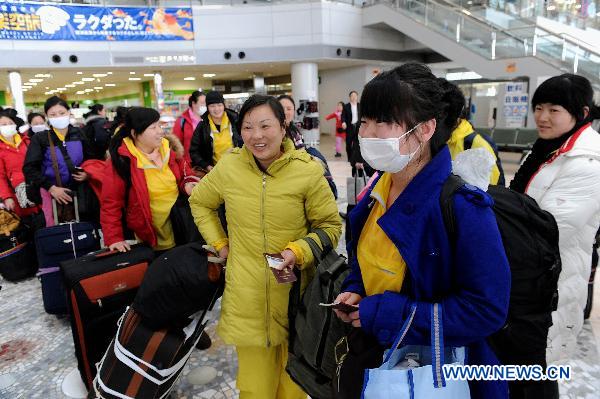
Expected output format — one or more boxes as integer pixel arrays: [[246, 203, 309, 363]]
[[319, 302, 359, 314], [73, 167, 84, 174]]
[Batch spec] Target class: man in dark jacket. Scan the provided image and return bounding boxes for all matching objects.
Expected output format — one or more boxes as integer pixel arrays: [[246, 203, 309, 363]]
[[189, 91, 243, 172], [342, 90, 374, 176]]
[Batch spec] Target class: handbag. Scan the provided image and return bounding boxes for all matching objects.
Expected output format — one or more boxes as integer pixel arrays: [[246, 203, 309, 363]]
[[170, 194, 203, 246], [48, 131, 76, 223], [362, 303, 470, 399], [346, 170, 367, 206]]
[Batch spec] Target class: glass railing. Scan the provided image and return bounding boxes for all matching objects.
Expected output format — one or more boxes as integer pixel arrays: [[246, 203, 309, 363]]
[[365, 0, 600, 87]]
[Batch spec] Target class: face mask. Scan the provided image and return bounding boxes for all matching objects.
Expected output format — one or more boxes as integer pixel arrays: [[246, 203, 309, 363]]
[[358, 123, 422, 173], [0, 125, 18, 139], [198, 105, 207, 116], [31, 124, 47, 133], [48, 116, 70, 129], [19, 124, 29, 134]]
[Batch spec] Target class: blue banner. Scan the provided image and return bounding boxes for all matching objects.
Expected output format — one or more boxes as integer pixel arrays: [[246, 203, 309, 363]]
[[0, 2, 194, 41]]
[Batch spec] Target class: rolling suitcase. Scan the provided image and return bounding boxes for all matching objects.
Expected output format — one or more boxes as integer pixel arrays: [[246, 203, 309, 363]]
[[93, 291, 220, 399], [36, 196, 100, 314], [0, 225, 38, 282], [61, 245, 155, 390]]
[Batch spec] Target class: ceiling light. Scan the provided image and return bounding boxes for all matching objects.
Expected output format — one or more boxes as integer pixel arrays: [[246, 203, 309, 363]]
[[84, 89, 94, 92], [93, 73, 108, 78], [105, 83, 116, 87], [82, 78, 95, 82], [45, 87, 49, 89], [65, 84, 75, 88], [44, 91, 52, 95], [77, 71, 83, 75], [203, 73, 216, 78], [57, 87, 66, 90], [94, 86, 103, 90], [34, 73, 51, 78], [183, 77, 196, 81], [143, 73, 154, 77], [107, 72, 113, 75], [29, 78, 43, 83], [129, 77, 141, 81], [76, 91, 85, 95], [129, 72, 136, 75], [73, 81, 84, 85]]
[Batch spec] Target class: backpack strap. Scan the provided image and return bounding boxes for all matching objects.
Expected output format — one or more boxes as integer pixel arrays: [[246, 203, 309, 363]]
[[180, 117, 186, 130], [47, 131, 63, 187], [439, 174, 466, 243]]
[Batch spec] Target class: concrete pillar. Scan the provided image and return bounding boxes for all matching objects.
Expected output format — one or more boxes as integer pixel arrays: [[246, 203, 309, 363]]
[[8, 71, 26, 119], [253, 73, 266, 94], [153, 72, 164, 111], [291, 62, 320, 148]]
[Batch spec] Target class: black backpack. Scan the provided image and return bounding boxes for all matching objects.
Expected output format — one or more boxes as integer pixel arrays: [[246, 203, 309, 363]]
[[464, 131, 506, 186], [440, 175, 561, 365], [287, 229, 351, 399]]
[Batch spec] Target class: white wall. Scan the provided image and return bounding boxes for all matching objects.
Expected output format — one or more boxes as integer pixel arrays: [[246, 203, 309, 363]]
[[318, 64, 392, 135]]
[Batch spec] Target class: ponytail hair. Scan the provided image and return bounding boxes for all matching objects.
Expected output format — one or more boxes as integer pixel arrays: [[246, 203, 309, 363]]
[[83, 103, 104, 119]]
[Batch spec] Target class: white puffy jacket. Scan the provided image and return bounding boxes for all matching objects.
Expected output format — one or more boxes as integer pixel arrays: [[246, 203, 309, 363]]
[[525, 124, 600, 364]]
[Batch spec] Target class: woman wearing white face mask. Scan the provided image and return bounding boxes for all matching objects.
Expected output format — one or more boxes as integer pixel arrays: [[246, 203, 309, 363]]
[[23, 96, 94, 226], [333, 63, 511, 399], [172, 90, 206, 167], [27, 112, 47, 137], [0, 109, 42, 221]]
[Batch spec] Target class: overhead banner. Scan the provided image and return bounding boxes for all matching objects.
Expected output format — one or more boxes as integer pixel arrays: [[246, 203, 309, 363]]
[[0, 2, 194, 41]]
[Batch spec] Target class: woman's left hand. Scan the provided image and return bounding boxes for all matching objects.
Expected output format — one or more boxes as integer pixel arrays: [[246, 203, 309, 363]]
[[278, 249, 297, 271], [184, 182, 198, 195]]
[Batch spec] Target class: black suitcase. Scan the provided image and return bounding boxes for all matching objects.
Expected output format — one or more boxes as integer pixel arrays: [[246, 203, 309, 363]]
[[61, 245, 155, 390], [36, 197, 100, 314], [0, 225, 38, 282]]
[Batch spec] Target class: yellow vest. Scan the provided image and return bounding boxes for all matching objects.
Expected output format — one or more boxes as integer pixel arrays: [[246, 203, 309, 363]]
[[124, 137, 178, 251], [209, 113, 234, 164], [357, 172, 407, 296]]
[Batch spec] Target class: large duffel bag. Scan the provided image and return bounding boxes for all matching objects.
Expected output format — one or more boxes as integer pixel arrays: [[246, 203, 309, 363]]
[[61, 245, 155, 390], [93, 291, 219, 399], [132, 242, 224, 330], [0, 225, 38, 282]]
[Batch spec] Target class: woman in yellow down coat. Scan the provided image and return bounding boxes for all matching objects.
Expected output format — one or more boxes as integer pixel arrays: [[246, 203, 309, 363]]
[[189, 95, 342, 399]]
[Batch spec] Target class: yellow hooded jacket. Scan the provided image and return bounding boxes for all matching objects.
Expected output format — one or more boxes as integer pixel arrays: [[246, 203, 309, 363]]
[[447, 119, 500, 185], [189, 138, 342, 348]]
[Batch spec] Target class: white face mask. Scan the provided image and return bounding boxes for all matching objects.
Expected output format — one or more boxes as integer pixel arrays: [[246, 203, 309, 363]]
[[49, 115, 70, 129], [198, 105, 207, 116], [0, 124, 18, 139], [19, 124, 29, 134], [358, 123, 422, 173], [31, 124, 47, 133]]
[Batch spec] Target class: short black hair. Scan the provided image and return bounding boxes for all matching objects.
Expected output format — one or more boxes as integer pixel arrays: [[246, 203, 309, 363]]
[[27, 112, 45, 124], [238, 95, 286, 133], [532, 74, 600, 123], [360, 63, 463, 155], [349, 90, 358, 97], [338, 101, 345, 107], [44, 96, 69, 114], [277, 94, 295, 108], [188, 90, 205, 107]]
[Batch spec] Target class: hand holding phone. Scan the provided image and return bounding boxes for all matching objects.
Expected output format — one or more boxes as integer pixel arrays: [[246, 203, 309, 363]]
[[320, 302, 359, 314]]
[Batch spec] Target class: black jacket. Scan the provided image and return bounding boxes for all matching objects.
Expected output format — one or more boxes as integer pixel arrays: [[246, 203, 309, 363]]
[[84, 115, 111, 160], [341, 102, 360, 131], [189, 109, 243, 170], [22, 125, 93, 203]]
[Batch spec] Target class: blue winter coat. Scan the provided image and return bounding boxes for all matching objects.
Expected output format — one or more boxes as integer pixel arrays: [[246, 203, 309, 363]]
[[342, 146, 511, 399]]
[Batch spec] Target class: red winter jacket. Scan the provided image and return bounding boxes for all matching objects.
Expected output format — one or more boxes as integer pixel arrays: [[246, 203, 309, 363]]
[[100, 141, 195, 248], [172, 108, 198, 166], [0, 134, 40, 217]]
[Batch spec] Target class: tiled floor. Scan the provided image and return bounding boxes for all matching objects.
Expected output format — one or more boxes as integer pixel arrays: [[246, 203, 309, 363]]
[[1, 134, 599, 398]]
